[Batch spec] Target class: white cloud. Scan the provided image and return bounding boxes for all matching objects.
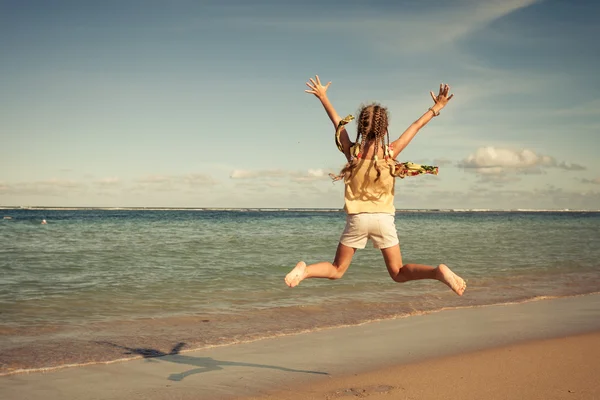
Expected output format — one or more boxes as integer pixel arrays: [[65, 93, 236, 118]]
[[458, 147, 586, 178], [460, 147, 550, 170], [230, 168, 332, 183], [307, 169, 325, 177], [292, 169, 331, 183]]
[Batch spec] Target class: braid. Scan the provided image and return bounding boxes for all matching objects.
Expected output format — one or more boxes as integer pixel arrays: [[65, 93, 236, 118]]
[[373, 140, 381, 181], [386, 127, 390, 148], [357, 105, 373, 154], [357, 107, 368, 137], [373, 106, 388, 139], [372, 106, 386, 181]]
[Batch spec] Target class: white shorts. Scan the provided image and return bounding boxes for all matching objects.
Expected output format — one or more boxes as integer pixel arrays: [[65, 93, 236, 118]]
[[339, 213, 399, 249]]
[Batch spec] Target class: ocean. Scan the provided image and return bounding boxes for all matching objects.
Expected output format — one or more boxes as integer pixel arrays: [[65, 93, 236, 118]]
[[1, 209, 599, 374]]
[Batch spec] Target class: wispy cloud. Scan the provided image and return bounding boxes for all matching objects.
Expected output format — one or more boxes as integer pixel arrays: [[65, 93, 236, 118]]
[[0, 174, 219, 198], [181, 173, 218, 187], [230, 168, 331, 183], [215, 0, 541, 53], [582, 177, 600, 185], [292, 169, 329, 183], [230, 169, 288, 179], [133, 173, 217, 192], [554, 98, 600, 117], [0, 179, 87, 196], [96, 177, 121, 187], [451, 65, 553, 107], [400, 183, 600, 210]]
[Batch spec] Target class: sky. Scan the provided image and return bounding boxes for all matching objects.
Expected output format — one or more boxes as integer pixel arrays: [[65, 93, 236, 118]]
[[1, 0, 599, 210]]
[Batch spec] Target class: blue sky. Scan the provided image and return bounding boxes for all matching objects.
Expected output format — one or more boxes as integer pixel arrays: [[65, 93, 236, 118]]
[[1, 0, 599, 209]]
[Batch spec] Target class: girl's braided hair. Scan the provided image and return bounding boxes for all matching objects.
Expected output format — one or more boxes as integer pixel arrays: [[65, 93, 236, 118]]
[[338, 103, 393, 181]]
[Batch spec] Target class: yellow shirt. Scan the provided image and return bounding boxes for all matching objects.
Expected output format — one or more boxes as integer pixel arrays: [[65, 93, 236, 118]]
[[344, 158, 396, 215]]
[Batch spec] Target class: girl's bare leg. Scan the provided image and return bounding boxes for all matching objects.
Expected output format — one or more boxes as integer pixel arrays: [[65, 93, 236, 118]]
[[380, 244, 466, 296], [285, 243, 356, 288]]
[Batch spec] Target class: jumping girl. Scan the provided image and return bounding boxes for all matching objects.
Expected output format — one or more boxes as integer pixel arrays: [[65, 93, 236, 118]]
[[285, 75, 466, 296]]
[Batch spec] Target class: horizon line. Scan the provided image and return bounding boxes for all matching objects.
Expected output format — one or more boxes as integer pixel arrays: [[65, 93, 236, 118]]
[[2, 206, 599, 213]]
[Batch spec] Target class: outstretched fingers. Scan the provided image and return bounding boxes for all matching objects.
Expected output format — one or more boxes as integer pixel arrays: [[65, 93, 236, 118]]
[[443, 84, 454, 101], [305, 78, 319, 94], [314, 75, 331, 89], [431, 83, 454, 104], [305, 75, 331, 96], [430, 91, 437, 103]]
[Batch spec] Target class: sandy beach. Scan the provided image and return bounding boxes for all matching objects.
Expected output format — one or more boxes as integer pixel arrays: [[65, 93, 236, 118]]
[[1, 294, 599, 400], [244, 332, 600, 400]]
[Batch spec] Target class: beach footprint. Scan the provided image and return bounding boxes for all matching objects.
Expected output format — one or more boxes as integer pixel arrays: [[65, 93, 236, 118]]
[[327, 384, 397, 398]]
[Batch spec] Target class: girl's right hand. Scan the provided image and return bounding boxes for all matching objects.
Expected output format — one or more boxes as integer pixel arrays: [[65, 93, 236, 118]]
[[305, 75, 331, 99]]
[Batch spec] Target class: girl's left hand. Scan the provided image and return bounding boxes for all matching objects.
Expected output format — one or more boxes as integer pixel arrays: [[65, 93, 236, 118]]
[[430, 83, 454, 108]]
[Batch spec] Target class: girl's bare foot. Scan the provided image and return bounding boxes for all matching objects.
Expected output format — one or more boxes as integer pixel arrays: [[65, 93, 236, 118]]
[[437, 264, 467, 296], [285, 261, 307, 288]]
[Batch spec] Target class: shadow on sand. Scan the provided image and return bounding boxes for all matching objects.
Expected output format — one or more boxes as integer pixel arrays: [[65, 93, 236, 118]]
[[96, 341, 329, 381]]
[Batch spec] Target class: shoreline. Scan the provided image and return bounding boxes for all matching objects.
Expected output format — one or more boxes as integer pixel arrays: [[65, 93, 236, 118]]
[[2, 292, 599, 376], [1, 293, 599, 400]]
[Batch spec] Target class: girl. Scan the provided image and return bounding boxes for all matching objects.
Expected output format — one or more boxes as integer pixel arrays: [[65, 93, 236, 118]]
[[285, 75, 466, 296]]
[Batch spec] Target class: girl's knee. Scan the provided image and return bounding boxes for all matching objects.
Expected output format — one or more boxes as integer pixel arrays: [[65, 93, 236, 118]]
[[391, 274, 408, 283], [390, 266, 409, 283], [330, 264, 348, 279]]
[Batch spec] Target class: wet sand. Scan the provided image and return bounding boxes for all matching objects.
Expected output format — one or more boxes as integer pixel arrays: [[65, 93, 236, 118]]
[[1, 294, 599, 400]]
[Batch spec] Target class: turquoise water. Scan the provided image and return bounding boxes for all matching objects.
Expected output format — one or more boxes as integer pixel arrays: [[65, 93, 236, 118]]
[[1, 209, 599, 373]]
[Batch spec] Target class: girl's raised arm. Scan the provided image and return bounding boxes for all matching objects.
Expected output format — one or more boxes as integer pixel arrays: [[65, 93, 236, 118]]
[[390, 84, 454, 158], [305, 75, 353, 160]]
